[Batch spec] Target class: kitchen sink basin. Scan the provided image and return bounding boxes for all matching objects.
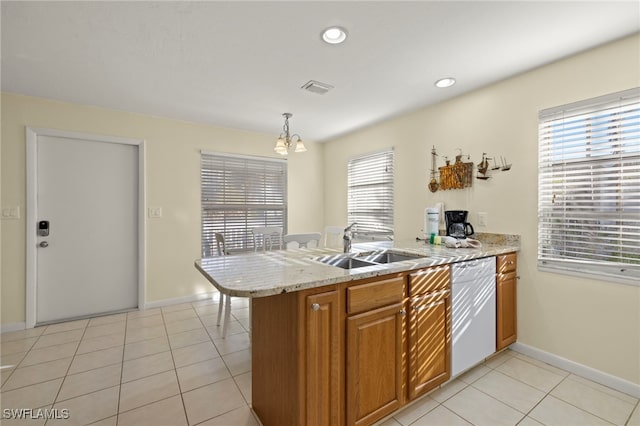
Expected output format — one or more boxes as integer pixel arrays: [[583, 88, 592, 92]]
[[313, 249, 424, 270], [314, 254, 378, 269], [355, 250, 422, 264]]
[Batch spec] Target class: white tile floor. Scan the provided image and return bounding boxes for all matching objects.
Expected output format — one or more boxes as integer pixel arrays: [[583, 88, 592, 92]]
[[1, 295, 638, 426]]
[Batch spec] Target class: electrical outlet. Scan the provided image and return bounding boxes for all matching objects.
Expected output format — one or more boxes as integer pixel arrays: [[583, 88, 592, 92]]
[[478, 212, 488, 227], [148, 207, 163, 218]]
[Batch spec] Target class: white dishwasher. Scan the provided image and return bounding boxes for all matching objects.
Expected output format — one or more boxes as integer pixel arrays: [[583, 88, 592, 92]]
[[451, 256, 496, 377]]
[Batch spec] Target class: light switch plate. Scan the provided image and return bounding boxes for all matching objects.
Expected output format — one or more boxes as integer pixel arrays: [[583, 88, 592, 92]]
[[478, 212, 488, 227], [1, 206, 20, 219], [148, 207, 162, 218]]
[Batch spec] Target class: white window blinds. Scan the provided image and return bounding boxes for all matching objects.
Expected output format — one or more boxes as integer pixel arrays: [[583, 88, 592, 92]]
[[538, 88, 640, 284], [201, 152, 287, 256], [348, 149, 394, 241]]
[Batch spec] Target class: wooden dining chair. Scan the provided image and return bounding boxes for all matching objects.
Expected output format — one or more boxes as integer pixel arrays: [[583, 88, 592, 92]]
[[284, 232, 322, 249]]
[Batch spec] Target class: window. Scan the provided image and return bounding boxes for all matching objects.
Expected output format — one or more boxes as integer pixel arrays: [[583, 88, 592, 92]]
[[201, 152, 287, 256], [348, 149, 394, 241], [538, 88, 640, 284]]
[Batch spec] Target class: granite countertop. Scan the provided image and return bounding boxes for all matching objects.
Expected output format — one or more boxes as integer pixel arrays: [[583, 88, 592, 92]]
[[194, 234, 520, 298]]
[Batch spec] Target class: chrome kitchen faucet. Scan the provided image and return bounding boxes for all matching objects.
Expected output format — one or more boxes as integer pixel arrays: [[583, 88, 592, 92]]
[[343, 222, 357, 253]]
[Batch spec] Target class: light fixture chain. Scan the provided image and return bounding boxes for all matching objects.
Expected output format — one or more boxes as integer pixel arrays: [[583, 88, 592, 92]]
[[283, 114, 290, 142]]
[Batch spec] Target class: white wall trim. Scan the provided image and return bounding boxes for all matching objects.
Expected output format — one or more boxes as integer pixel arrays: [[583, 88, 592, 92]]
[[143, 292, 217, 310], [1, 322, 27, 334], [25, 127, 146, 328], [511, 342, 640, 399], [2, 293, 218, 334]]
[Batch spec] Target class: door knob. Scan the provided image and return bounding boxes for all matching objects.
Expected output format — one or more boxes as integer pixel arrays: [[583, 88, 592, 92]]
[[311, 303, 320, 311], [39, 241, 49, 248]]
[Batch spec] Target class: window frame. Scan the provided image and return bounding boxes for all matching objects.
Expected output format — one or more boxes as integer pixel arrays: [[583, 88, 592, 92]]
[[200, 151, 287, 256], [537, 88, 640, 286]]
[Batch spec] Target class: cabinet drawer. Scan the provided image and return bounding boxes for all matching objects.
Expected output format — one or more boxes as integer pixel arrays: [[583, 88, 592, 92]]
[[347, 277, 404, 315], [497, 253, 517, 274], [408, 265, 450, 296]]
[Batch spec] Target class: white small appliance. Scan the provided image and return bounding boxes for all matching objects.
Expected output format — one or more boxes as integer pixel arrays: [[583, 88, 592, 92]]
[[425, 207, 439, 238], [450, 257, 496, 377]]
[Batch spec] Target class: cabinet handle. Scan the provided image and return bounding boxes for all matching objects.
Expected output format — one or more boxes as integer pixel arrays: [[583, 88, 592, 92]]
[[399, 309, 406, 317], [311, 303, 320, 311]]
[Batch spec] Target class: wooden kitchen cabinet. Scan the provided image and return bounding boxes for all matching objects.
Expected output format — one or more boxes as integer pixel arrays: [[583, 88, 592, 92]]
[[252, 286, 342, 426], [251, 267, 455, 426], [496, 253, 517, 350], [305, 290, 341, 426], [407, 266, 451, 400], [346, 276, 405, 426]]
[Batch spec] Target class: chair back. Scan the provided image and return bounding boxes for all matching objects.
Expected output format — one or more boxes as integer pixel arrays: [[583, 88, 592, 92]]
[[251, 226, 283, 252], [323, 226, 344, 248], [214, 233, 227, 256], [284, 233, 322, 249]]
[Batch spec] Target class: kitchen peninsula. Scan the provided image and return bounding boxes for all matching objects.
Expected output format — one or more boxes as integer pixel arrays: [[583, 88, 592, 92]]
[[195, 235, 520, 426]]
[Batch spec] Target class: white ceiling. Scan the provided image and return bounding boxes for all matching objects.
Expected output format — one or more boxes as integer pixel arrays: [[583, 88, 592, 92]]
[[2, 1, 639, 142]]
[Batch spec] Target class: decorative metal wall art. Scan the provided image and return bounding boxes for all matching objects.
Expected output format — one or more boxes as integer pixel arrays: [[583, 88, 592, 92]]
[[438, 154, 474, 190], [427, 147, 512, 192]]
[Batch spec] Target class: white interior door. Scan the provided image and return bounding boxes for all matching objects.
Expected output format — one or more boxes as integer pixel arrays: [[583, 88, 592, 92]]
[[34, 133, 140, 324]]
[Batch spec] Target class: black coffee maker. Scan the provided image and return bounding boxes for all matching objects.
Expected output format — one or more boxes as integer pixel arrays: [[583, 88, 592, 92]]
[[445, 210, 474, 239]]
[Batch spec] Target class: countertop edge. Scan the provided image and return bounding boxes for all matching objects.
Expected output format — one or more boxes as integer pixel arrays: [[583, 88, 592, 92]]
[[195, 243, 520, 298]]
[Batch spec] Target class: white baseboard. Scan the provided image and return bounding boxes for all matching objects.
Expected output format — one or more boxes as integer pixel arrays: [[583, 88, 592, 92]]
[[1, 294, 219, 333], [511, 342, 640, 399], [142, 292, 217, 310], [1, 322, 26, 333]]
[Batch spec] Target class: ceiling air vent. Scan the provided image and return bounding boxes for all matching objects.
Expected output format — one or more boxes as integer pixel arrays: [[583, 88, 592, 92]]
[[301, 80, 334, 95]]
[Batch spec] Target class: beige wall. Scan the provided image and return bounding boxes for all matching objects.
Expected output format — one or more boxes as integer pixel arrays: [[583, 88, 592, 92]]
[[2, 33, 639, 385], [324, 34, 640, 384], [0, 94, 324, 324]]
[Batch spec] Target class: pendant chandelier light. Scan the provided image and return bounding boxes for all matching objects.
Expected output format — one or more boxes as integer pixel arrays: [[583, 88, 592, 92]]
[[274, 113, 307, 155]]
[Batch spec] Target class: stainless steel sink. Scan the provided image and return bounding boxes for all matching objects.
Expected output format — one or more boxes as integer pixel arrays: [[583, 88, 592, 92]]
[[313, 249, 424, 270], [313, 254, 378, 269], [355, 250, 422, 264]]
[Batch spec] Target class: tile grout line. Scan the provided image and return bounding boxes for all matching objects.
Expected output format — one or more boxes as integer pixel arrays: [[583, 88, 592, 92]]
[[46, 320, 90, 426], [491, 357, 569, 399], [520, 372, 598, 426], [184, 298, 251, 424], [162, 302, 190, 426], [0, 330, 46, 405], [493, 352, 614, 424], [404, 352, 521, 426], [624, 399, 640, 426], [114, 311, 131, 425], [111, 300, 253, 424], [190, 297, 256, 425]]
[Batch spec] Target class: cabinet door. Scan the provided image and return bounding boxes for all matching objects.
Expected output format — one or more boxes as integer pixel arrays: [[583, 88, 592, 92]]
[[347, 303, 404, 426], [496, 272, 517, 350], [408, 289, 451, 400], [305, 290, 340, 426]]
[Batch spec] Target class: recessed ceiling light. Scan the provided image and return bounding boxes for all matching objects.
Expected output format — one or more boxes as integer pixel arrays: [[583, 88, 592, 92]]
[[435, 77, 456, 88], [322, 27, 347, 44]]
